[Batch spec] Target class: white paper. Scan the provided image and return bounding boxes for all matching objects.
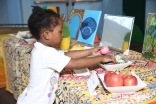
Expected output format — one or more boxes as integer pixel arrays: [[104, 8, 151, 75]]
[[73, 68, 90, 76], [123, 49, 129, 55], [100, 41, 112, 47], [87, 72, 99, 95], [8, 33, 16, 36], [16, 31, 31, 39], [99, 42, 103, 46], [84, 46, 93, 50], [90, 91, 97, 95], [104, 14, 108, 19], [24, 38, 36, 44]]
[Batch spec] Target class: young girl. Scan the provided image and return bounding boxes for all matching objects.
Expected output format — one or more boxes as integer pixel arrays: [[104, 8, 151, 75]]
[[17, 6, 116, 104]]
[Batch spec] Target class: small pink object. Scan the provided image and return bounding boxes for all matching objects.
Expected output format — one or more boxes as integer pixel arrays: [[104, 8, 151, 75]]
[[100, 46, 109, 54]]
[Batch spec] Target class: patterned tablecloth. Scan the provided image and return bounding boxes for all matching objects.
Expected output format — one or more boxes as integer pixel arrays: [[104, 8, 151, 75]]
[[2, 36, 156, 104], [2, 36, 33, 97]]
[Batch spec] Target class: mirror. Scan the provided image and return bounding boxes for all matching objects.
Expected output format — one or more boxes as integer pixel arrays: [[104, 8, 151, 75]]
[[101, 14, 135, 53]]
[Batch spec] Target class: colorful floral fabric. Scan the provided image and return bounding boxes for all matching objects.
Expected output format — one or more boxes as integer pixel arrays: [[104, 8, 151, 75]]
[[2, 37, 33, 99], [56, 51, 156, 104], [2, 37, 156, 103]]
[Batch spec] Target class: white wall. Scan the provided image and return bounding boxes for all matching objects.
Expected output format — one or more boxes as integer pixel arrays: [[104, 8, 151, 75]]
[[0, 0, 21, 24], [0, 0, 123, 37], [6, 0, 21, 23], [99, 0, 123, 39], [145, 0, 156, 23], [20, 0, 34, 24], [20, 0, 69, 24], [102, 0, 123, 15], [0, 0, 8, 24], [0, 0, 123, 23], [1, 0, 156, 25]]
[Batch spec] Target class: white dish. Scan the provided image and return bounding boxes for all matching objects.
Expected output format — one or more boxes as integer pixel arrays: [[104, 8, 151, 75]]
[[98, 61, 132, 71], [98, 72, 147, 93]]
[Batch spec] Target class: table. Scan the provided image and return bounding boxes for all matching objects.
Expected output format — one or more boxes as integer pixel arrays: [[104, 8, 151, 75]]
[[2, 36, 156, 104], [2, 36, 33, 97], [56, 51, 156, 104]]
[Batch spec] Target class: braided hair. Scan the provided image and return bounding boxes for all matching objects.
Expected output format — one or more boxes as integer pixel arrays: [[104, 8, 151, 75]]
[[28, 6, 60, 40]]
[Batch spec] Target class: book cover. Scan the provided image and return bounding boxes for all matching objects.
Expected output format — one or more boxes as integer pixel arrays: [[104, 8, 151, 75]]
[[142, 13, 156, 62], [68, 9, 85, 39], [77, 10, 102, 45]]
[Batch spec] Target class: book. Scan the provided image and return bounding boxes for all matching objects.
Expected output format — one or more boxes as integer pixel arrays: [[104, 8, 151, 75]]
[[77, 10, 102, 45], [142, 13, 156, 62], [68, 9, 85, 39]]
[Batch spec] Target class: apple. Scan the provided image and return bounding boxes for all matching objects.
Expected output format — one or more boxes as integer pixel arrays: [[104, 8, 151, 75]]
[[100, 46, 109, 54], [106, 73, 123, 87], [119, 70, 132, 78], [104, 71, 115, 83], [123, 75, 138, 86]]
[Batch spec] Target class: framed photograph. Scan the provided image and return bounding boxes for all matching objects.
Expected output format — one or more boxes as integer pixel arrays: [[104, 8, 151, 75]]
[[77, 10, 102, 45], [142, 13, 156, 62], [101, 14, 135, 53]]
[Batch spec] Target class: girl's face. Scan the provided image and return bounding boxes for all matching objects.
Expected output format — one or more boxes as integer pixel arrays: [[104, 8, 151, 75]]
[[49, 18, 63, 48]]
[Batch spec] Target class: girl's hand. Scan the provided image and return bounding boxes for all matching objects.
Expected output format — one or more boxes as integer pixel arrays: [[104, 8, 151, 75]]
[[102, 54, 117, 63], [92, 47, 102, 56]]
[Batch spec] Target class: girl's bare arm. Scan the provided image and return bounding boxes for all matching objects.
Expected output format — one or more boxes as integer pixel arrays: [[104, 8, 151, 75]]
[[65, 54, 116, 69]]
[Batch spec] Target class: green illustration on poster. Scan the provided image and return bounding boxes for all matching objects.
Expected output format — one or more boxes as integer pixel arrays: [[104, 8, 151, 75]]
[[142, 13, 156, 62]]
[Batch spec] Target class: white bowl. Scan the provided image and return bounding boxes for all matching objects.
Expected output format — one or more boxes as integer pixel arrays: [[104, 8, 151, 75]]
[[98, 72, 147, 93], [98, 61, 132, 71]]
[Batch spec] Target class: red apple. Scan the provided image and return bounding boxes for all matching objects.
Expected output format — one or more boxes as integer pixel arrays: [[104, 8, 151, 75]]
[[119, 71, 132, 78], [123, 75, 138, 86], [106, 73, 123, 87], [104, 71, 115, 83]]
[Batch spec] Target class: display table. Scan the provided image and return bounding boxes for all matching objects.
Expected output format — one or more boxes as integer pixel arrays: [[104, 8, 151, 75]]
[[55, 50, 156, 104], [2, 36, 33, 96], [2, 36, 156, 103]]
